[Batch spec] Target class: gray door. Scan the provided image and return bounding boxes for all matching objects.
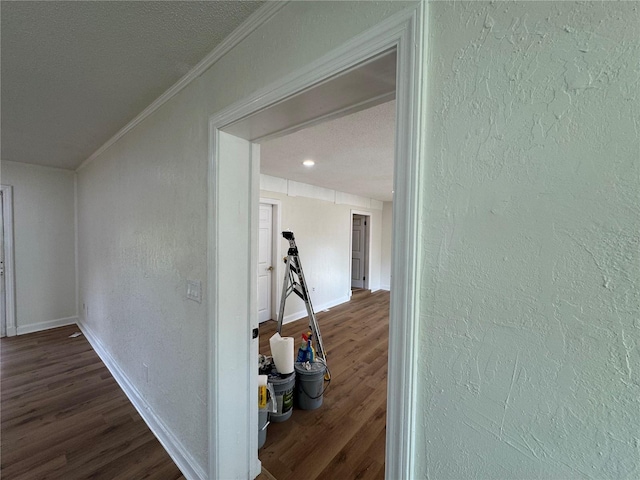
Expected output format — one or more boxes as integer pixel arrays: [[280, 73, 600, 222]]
[[351, 214, 366, 289]]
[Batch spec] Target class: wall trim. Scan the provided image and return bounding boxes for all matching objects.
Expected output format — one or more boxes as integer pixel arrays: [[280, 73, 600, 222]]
[[17, 316, 78, 336], [1, 160, 75, 173], [254, 90, 396, 144], [281, 295, 350, 325], [78, 321, 206, 480], [74, 173, 79, 321], [1, 185, 17, 337], [380, 284, 391, 291], [76, 0, 288, 173]]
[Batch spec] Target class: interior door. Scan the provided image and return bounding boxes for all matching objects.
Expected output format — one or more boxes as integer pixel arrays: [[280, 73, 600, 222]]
[[351, 214, 365, 289], [258, 204, 273, 322], [1, 191, 5, 337]]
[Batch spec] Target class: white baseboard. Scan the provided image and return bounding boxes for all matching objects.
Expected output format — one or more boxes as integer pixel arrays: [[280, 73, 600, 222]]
[[282, 295, 350, 325], [380, 284, 391, 291], [77, 321, 206, 480], [17, 316, 78, 335]]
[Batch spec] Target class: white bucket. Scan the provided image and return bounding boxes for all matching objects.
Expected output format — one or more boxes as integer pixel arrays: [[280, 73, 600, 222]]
[[269, 333, 294, 374], [268, 372, 295, 422], [258, 407, 269, 448]]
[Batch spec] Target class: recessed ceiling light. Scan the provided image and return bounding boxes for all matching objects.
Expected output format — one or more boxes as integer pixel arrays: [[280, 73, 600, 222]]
[[302, 159, 315, 167]]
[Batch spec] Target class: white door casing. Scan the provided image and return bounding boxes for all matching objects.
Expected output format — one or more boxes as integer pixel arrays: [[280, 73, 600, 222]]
[[1, 191, 5, 338], [210, 131, 261, 479], [260, 197, 282, 324], [350, 210, 372, 292], [0, 185, 16, 338], [258, 204, 273, 322], [351, 214, 366, 289], [208, 5, 425, 479]]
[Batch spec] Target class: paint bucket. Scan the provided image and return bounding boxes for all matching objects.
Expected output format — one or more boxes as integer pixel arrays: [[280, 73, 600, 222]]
[[294, 362, 327, 410], [258, 406, 269, 448], [268, 372, 295, 422]]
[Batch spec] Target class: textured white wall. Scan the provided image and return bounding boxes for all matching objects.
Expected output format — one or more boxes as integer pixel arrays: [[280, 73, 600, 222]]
[[417, 2, 640, 478], [1, 161, 76, 332], [381, 201, 393, 290], [76, 0, 416, 472], [260, 189, 383, 322]]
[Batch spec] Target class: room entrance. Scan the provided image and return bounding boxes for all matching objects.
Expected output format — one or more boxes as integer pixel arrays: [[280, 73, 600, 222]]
[[208, 6, 424, 478], [351, 212, 371, 291]]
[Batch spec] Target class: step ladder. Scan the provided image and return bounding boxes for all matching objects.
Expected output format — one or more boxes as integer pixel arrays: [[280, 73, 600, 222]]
[[276, 231, 327, 366]]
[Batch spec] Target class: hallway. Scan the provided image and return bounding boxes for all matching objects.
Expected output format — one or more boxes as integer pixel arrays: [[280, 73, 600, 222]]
[[1, 326, 185, 479]]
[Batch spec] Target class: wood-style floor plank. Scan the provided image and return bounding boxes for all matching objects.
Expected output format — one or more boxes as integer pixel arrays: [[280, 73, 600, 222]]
[[0, 325, 185, 480], [258, 289, 389, 480]]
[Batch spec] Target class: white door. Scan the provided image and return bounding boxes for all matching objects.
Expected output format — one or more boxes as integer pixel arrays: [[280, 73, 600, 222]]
[[258, 204, 273, 322], [0, 191, 5, 337], [351, 214, 366, 289]]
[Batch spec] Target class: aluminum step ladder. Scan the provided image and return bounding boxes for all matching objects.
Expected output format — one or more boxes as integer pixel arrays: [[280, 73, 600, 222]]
[[276, 231, 327, 367]]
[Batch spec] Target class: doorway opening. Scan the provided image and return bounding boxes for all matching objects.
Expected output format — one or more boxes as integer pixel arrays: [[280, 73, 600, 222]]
[[255, 99, 392, 477], [351, 212, 371, 292], [208, 7, 423, 479], [258, 203, 274, 323], [258, 198, 282, 323]]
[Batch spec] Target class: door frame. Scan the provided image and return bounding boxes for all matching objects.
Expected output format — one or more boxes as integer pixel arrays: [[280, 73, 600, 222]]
[[350, 210, 371, 292], [0, 185, 17, 337], [259, 197, 282, 322], [208, 4, 426, 478]]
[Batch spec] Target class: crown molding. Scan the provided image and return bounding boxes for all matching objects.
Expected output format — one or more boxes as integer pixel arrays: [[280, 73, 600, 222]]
[[1, 159, 76, 173], [77, 1, 288, 173]]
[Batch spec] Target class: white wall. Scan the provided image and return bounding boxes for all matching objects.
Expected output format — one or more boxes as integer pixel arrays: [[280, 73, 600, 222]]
[[1, 161, 76, 334], [417, 2, 640, 478], [75, 1, 415, 474], [260, 187, 383, 323], [380, 201, 392, 290]]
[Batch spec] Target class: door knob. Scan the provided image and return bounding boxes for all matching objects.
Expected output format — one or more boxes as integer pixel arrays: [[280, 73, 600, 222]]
[[267, 266, 273, 271]]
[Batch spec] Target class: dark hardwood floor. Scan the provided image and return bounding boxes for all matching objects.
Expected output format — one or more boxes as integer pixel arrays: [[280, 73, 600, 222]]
[[0, 325, 185, 480], [258, 289, 389, 480], [1, 289, 389, 480]]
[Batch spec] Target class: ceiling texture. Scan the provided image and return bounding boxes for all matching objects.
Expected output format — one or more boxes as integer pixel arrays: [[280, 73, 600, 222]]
[[1, 1, 395, 201], [1, 1, 264, 169], [261, 100, 396, 202]]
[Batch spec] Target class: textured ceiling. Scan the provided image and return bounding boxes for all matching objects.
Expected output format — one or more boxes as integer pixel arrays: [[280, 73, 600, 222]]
[[1, 1, 264, 169], [261, 100, 396, 202]]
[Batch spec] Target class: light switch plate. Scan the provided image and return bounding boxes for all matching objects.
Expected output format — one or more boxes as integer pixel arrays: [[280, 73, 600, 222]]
[[186, 280, 202, 303]]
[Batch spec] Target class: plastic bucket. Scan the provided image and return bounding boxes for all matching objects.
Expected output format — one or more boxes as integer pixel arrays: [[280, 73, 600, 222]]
[[268, 372, 295, 422], [294, 362, 327, 410], [258, 407, 269, 449]]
